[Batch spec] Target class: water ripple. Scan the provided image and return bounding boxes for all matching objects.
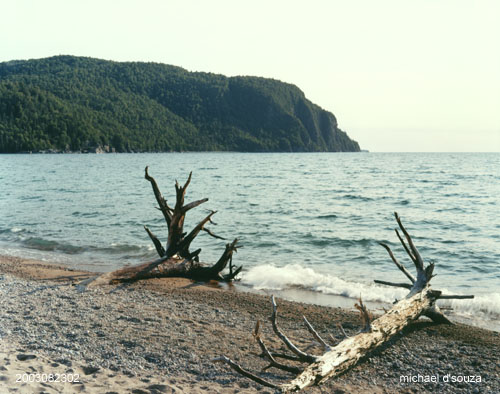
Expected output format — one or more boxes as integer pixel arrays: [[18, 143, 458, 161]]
[[0, 152, 498, 303]]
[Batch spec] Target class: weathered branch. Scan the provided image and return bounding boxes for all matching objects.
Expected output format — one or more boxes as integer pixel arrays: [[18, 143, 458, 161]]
[[337, 323, 348, 339], [270, 296, 317, 364], [378, 242, 415, 284], [144, 225, 165, 257], [438, 294, 474, 300], [422, 304, 453, 324], [87, 169, 242, 285], [267, 353, 302, 362], [302, 316, 330, 351], [174, 172, 192, 209], [202, 227, 226, 240], [216, 212, 474, 391], [354, 298, 372, 333], [223, 255, 243, 282], [165, 172, 197, 254], [212, 356, 279, 389], [168, 211, 217, 257], [186, 248, 202, 261], [217, 287, 444, 392], [374, 279, 412, 289], [395, 228, 417, 265], [145, 166, 173, 226], [280, 288, 441, 392], [254, 321, 302, 374], [208, 239, 240, 280], [183, 198, 208, 213], [394, 212, 424, 271]]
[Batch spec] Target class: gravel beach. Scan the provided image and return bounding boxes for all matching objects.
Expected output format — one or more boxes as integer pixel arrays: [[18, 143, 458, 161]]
[[0, 255, 498, 393]]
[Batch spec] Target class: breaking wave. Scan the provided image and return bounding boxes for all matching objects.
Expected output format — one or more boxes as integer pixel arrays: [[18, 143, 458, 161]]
[[241, 264, 500, 329]]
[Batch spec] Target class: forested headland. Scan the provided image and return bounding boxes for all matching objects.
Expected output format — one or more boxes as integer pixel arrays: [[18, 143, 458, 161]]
[[0, 56, 360, 153]]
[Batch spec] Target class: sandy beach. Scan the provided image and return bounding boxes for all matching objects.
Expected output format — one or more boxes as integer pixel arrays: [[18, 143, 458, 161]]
[[0, 255, 498, 393]]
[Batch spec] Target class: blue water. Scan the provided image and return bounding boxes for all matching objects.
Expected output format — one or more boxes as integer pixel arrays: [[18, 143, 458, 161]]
[[0, 153, 499, 329]]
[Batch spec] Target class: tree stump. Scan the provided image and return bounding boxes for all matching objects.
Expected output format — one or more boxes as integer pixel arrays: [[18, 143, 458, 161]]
[[90, 167, 241, 286]]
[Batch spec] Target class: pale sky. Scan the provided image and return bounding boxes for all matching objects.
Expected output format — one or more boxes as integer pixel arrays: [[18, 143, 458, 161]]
[[2, 0, 499, 152]]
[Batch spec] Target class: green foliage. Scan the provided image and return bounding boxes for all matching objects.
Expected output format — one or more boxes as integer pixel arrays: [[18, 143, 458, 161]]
[[0, 56, 360, 153]]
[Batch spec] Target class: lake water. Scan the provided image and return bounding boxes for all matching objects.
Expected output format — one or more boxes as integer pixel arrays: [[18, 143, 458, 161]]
[[0, 152, 499, 330]]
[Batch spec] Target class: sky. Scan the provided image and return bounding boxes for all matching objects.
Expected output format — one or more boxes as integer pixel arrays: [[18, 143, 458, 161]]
[[1, 0, 499, 152]]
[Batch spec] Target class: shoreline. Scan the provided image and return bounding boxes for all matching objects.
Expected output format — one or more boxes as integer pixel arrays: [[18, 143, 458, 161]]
[[1, 247, 497, 333], [0, 254, 499, 393]]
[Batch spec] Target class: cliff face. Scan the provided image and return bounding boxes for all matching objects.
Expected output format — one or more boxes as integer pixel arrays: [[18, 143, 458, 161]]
[[0, 56, 360, 153]]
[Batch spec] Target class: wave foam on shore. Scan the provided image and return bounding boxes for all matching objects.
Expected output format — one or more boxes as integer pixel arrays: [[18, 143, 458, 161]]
[[242, 264, 500, 331]]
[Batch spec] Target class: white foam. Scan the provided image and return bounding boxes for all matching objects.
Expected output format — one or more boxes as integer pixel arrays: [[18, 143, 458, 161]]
[[242, 264, 500, 327], [242, 264, 407, 303], [439, 292, 500, 318]]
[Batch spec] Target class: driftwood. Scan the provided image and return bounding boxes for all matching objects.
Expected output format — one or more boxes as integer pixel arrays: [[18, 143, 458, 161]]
[[214, 212, 474, 392], [91, 168, 241, 286]]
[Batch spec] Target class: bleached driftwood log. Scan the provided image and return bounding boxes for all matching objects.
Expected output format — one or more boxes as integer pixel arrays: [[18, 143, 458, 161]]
[[214, 212, 473, 392], [90, 168, 241, 286]]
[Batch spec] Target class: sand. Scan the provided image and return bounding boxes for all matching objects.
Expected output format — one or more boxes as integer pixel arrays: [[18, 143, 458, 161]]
[[0, 254, 498, 393]]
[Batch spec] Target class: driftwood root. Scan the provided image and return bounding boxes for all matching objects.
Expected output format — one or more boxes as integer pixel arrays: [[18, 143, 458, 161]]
[[214, 212, 474, 392]]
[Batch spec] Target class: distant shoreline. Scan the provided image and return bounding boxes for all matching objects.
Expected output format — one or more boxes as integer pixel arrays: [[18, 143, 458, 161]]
[[1, 149, 366, 154]]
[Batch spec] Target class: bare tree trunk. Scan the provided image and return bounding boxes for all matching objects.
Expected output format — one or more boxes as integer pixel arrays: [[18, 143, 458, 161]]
[[214, 212, 473, 392], [89, 168, 242, 286]]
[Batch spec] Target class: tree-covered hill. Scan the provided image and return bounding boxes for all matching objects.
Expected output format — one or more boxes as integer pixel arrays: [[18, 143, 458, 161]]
[[0, 56, 360, 153]]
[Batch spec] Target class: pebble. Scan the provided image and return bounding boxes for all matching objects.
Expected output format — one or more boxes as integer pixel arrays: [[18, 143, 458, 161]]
[[16, 354, 36, 361], [1, 273, 498, 394]]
